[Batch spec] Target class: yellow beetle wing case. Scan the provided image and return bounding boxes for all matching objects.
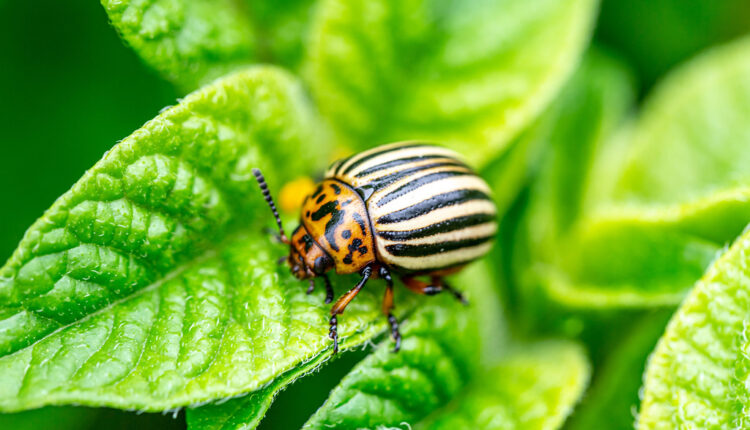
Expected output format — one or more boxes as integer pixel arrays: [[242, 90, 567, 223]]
[[326, 142, 497, 273]]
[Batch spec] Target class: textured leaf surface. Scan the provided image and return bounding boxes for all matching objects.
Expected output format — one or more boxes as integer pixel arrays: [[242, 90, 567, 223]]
[[303, 296, 480, 429], [101, 0, 316, 91], [189, 257, 503, 430], [547, 36, 750, 310], [305, 0, 597, 165], [638, 227, 750, 429], [415, 340, 589, 430], [301, 262, 509, 430], [0, 67, 413, 412], [101, 0, 257, 91]]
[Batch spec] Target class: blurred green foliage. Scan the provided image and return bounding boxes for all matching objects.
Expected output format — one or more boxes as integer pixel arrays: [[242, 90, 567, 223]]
[[0, 0, 176, 259]]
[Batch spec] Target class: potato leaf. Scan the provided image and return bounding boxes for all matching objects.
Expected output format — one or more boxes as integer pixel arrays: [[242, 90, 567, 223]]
[[566, 311, 672, 430], [638, 225, 750, 428], [101, 0, 257, 92], [188, 257, 504, 430], [415, 340, 590, 430], [101, 0, 316, 91], [503, 49, 635, 325], [304, 0, 598, 165], [547, 36, 750, 310], [0, 67, 414, 412], [302, 297, 481, 429]]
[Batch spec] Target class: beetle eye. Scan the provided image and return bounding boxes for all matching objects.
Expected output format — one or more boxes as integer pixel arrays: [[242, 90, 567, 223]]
[[313, 256, 330, 274]]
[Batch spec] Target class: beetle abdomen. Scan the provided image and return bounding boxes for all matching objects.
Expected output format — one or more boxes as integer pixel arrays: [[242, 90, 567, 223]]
[[327, 142, 497, 272]]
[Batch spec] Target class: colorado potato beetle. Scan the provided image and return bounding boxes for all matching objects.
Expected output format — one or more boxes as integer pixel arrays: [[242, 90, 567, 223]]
[[253, 142, 497, 353]]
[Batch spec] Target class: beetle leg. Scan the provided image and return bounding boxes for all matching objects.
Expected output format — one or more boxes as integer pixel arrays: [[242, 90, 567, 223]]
[[322, 274, 334, 304], [432, 276, 469, 305], [401, 276, 442, 295], [401, 276, 468, 305], [306, 278, 316, 295], [379, 266, 401, 352], [329, 265, 373, 354]]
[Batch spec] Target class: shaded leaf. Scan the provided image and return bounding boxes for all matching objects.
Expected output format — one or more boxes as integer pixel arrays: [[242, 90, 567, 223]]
[[0, 67, 414, 412], [547, 36, 750, 310], [415, 340, 590, 430], [305, 0, 598, 165], [500, 49, 635, 325], [638, 226, 750, 429], [596, 0, 750, 92], [101, 0, 317, 91], [566, 311, 671, 430], [0, 407, 98, 430]]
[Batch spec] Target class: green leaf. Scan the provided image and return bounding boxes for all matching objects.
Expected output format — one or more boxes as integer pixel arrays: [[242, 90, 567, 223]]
[[415, 340, 590, 430], [597, 0, 750, 91], [0, 407, 98, 430], [543, 35, 750, 311], [500, 49, 635, 324], [0, 66, 414, 412], [302, 297, 480, 429], [304, 0, 598, 166], [300, 262, 505, 430], [186, 341, 353, 430], [638, 225, 750, 428], [566, 311, 671, 430], [188, 258, 504, 430], [101, 0, 257, 92], [101, 0, 317, 92]]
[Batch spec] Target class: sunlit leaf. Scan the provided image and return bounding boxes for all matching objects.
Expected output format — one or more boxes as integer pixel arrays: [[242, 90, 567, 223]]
[[638, 227, 750, 428], [101, 0, 316, 91], [415, 340, 590, 430], [305, 0, 598, 165], [0, 67, 416, 412]]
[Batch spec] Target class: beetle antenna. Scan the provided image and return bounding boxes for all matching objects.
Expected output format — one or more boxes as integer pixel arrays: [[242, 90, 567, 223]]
[[252, 168, 289, 243]]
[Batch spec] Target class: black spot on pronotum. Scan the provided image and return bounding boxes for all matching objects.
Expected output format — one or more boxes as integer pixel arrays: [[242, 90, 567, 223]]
[[342, 238, 368, 264], [342, 229, 351, 239], [349, 238, 363, 251], [316, 193, 327, 204], [330, 183, 342, 195]]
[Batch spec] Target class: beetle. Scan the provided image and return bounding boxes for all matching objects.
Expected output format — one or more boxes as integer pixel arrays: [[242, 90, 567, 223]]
[[253, 142, 497, 353]]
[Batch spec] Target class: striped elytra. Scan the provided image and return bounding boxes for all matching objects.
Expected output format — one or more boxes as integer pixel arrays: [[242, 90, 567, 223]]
[[253, 141, 497, 353]]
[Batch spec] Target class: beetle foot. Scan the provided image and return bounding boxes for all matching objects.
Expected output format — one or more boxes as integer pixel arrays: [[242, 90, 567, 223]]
[[388, 313, 401, 353], [329, 315, 339, 354]]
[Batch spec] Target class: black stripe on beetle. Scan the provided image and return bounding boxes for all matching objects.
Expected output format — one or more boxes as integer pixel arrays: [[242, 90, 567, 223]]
[[384, 236, 493, 257], [376, 213, 496, 241], [376, 189, 492, 224], [376, 170, 473, 207], [339, 143, 429, 175]]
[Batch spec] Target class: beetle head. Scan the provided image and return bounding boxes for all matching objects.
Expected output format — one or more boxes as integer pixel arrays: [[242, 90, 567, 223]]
[[288, 225, 334, 279], [253, 168, 334, 279]]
